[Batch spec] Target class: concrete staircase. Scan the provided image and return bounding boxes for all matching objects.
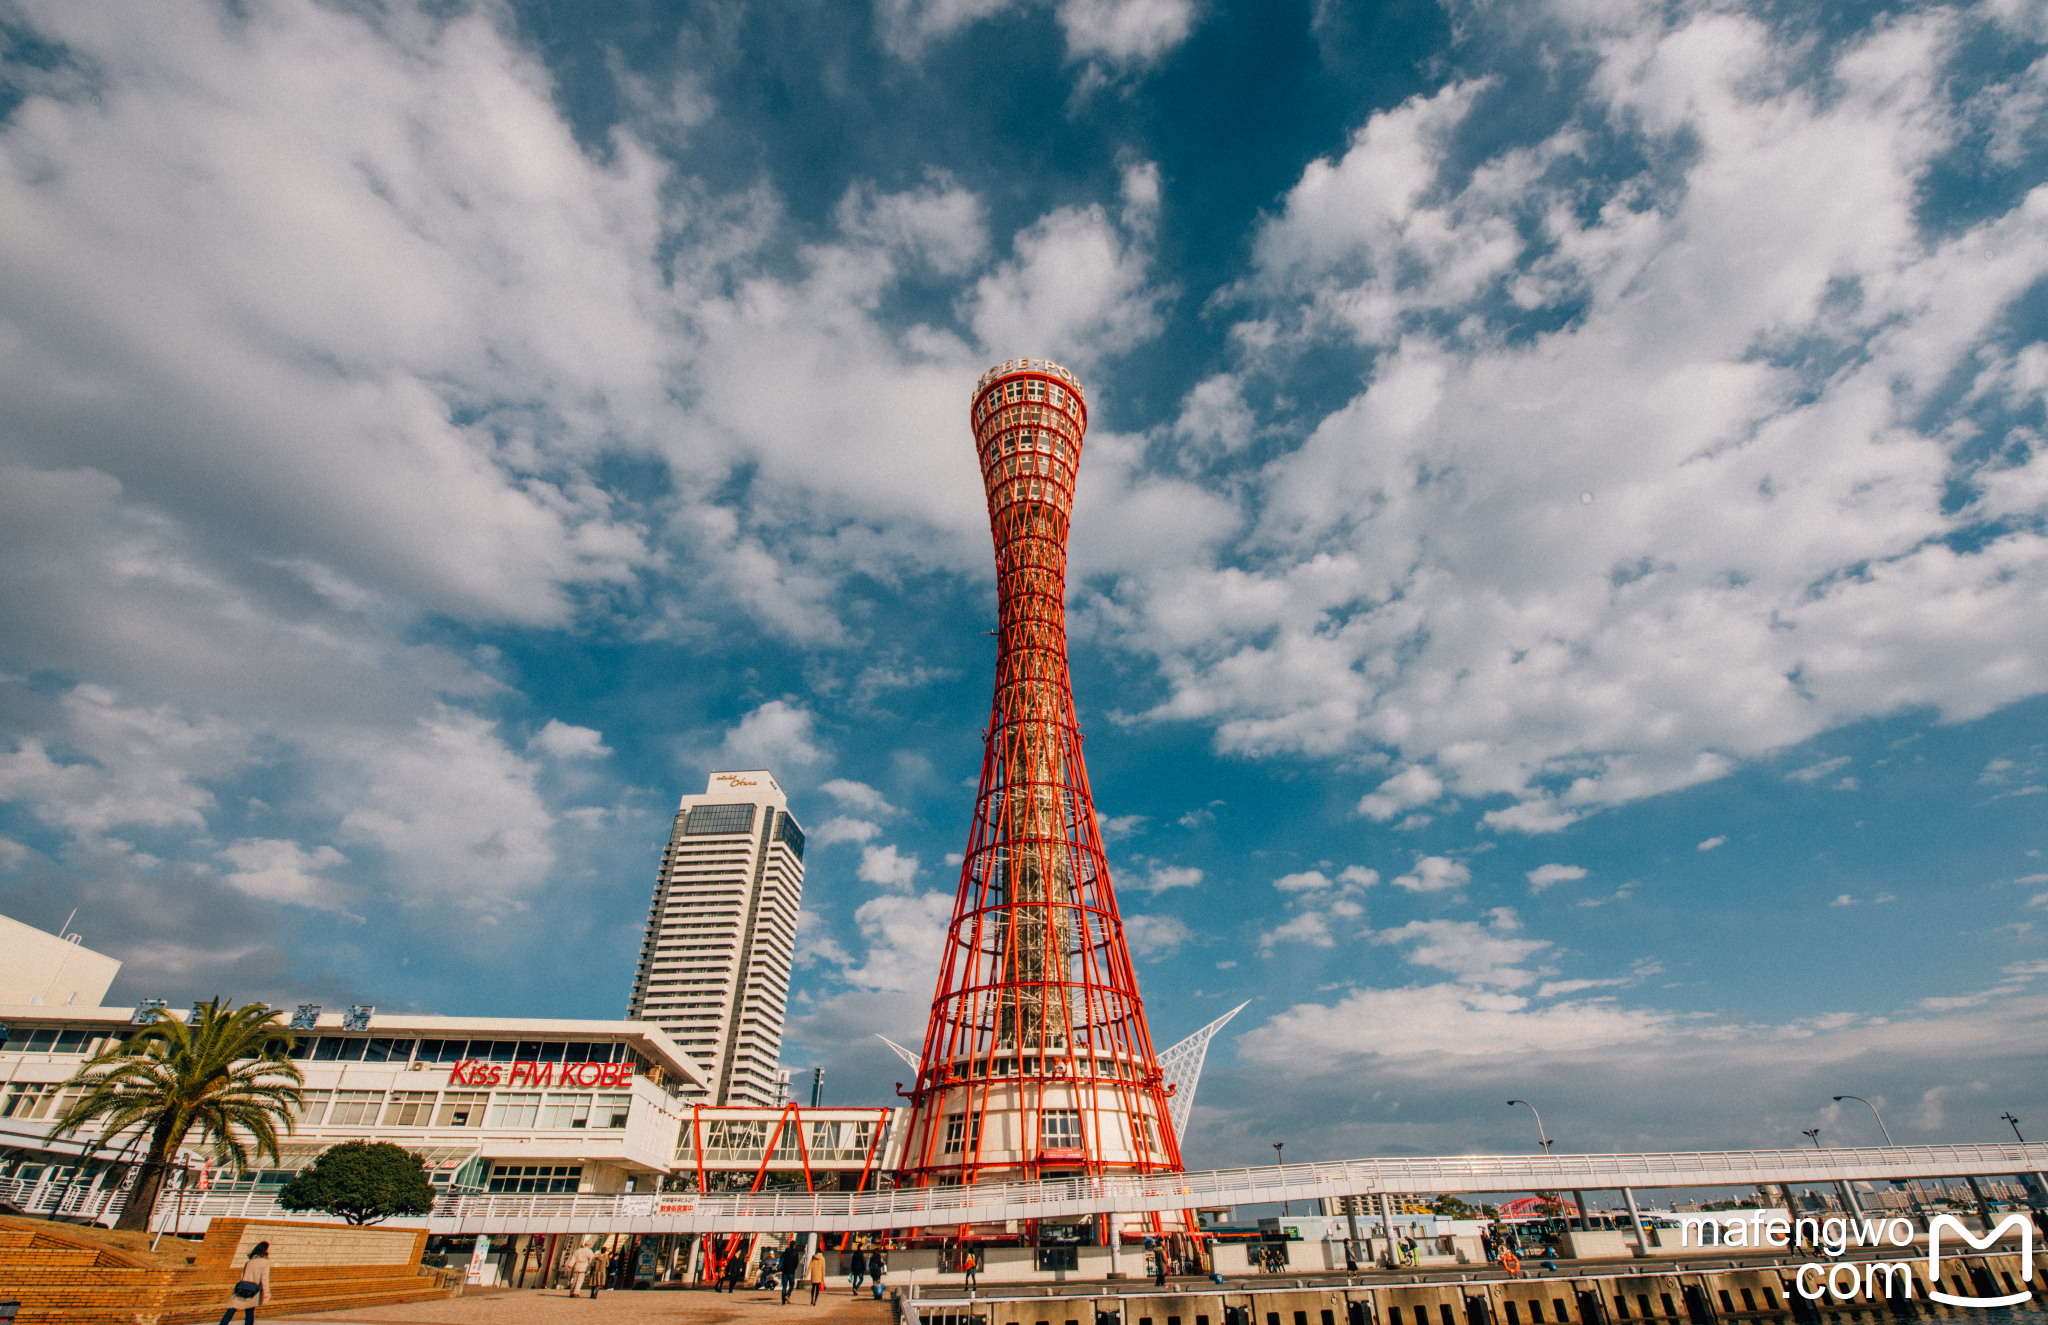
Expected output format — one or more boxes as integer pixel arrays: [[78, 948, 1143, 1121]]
[[0, 1216, 453, 1325]]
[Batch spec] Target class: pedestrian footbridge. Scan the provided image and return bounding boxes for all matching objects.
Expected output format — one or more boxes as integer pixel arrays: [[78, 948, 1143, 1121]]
[[14, 1140, 2047, 1235]]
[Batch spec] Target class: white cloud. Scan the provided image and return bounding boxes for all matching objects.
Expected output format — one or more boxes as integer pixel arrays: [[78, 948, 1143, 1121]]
[[820, 779, 902, 817], [1262, 864, 1376, 946], [1245, 982, 1672, 1063], [1055, 0, 1196, 64], [1260, 911, 1334, 950], [1356, 765, 1444, 821], [0, 684, 248, 846], [1371, 909, 1550, 987], [1526, 863, 1588, 895], [1535, 976, 1635, 997], [812, 816, 882, 846], [1124, 912, 1193, 958], [859, 843, 921, 889], [719, 700, 826, 772], [218, 838, 353, 913], [1390, 855, 1471, 893], [1172, 374, 1257, 456], [330, 710, 556, 910], [967, 163, 1169, 369], [833, 890, 956, 992], [1127, 863, 1203, 894], [1098, 813, 1149, 840], [871, 0, 1020, 59], [1097, 3, 2048, 831], [1788, 756, 1853, 783], [530, 720, 610, 760], [1698, 836, 1728, 852], [873, 0, 1194, 66]]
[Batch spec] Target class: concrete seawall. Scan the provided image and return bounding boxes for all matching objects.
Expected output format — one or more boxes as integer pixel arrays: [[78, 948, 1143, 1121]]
[[902, 1249, 2042, 1325]]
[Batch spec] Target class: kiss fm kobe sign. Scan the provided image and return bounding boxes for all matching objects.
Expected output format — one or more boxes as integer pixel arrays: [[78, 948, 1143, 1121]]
[[446, 1059, 636, 1088]]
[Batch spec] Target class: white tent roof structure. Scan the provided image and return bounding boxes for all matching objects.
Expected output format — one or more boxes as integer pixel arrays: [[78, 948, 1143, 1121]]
[[877, 1033, 921, 1069], [1157, 1001, 1248, 1141], [877, 1004, 1244, 1144]]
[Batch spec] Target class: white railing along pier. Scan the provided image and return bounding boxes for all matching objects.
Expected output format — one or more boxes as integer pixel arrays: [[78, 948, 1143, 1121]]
[[18, 1140, 2041, 1235]]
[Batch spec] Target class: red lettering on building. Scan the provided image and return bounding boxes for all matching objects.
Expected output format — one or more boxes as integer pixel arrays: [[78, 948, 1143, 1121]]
[[509, 1061, 560, 1088], [443, 1058, 633, 1090]]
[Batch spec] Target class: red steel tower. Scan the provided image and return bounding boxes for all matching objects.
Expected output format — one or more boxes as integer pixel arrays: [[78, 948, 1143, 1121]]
[[897, 359, 1184, 1203]]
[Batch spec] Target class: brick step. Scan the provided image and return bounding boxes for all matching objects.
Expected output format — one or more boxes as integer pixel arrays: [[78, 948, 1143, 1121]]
[[272, 1264, 437, 1282], [8, 1282, 451, 1325], [2, 1246, 112, 1267], [171, 1288, 450, 1324], [270, 1277, 444, 1297]]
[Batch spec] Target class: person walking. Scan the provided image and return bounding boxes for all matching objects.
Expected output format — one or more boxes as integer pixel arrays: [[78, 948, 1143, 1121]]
[[808, 1246, 827, 1304], [868, 1247, 887, 1301], [218, 1240, 271, 1325], [963, 1246, 979, 1292], [567, 1241, 594, 1296], [847, 1245, 866, 1296], [588, 1246, 609, 1299], [778, 1242, 800, 1305]]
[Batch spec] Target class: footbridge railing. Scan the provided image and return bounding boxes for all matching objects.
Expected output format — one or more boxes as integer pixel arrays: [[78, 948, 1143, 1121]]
[[14, 1141, 2047, 1235]]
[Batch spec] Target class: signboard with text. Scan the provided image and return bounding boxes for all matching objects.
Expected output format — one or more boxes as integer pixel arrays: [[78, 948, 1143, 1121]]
[[446, 1059, 635, 1088]]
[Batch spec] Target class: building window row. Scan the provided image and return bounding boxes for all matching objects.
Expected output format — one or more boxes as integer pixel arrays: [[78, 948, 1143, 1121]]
[[289, 1088, 630, 1129], [289, 1036, 641, 1066], [1, 1028, 108, 1057], [487, 1163, 582, 1193], [1, 1083, 73, 1118]]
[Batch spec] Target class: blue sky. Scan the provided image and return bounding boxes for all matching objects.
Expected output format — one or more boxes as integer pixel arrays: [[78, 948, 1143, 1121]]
[[2, 0, 2046, 1173]]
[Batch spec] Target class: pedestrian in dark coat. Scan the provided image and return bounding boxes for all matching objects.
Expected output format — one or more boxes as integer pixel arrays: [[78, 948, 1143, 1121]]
[[778, 1242, 801, 1304]]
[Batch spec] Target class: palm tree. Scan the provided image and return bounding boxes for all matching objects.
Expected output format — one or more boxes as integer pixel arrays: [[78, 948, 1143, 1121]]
[[47, 998, 305, 1231]]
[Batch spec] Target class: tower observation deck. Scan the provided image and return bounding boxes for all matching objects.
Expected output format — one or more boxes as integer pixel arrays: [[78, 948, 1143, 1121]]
[[896, 360, 1183, 1212]]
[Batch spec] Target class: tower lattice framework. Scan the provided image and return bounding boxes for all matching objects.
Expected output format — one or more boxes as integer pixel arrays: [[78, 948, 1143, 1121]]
[[897, 359, 1185, 1202]]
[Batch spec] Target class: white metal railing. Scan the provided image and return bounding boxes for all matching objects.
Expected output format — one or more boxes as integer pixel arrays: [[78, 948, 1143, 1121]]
[[0, 1172, 127, 1222], [13, 1140, 2048, 1233]]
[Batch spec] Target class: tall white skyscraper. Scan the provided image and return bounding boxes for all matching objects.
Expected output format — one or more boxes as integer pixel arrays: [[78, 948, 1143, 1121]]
[[627, 770, 805, 1107]]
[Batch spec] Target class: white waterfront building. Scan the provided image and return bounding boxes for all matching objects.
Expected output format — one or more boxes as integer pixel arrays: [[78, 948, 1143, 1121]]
[[626, 770, 806, 1108], [0, 1001, 907, 1289], [0, 1005, 713, 1197]]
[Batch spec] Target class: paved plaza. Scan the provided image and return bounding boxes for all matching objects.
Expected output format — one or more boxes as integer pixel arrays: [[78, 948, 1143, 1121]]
[[277, 1286, 896, 1325]]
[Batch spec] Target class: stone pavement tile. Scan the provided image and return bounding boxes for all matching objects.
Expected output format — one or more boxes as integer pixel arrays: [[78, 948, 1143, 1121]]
[[274, 1286, 896, 1325]]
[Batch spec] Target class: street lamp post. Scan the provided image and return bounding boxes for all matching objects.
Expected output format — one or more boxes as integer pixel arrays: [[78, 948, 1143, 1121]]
[[2000, 1113, 2048, 1213], [1274, 1142, 1287, 1217], [1832, 1095, 1895, 1145], [1803, 1128, 1822, 1147], [1835, 1093, 1913, 1221], [1507, 1100, 1554, 1153]]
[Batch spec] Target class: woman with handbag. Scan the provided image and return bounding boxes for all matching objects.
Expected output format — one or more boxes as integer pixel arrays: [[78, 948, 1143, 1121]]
[[218, 1241, 271, 1325]]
